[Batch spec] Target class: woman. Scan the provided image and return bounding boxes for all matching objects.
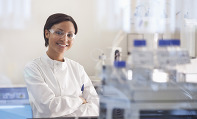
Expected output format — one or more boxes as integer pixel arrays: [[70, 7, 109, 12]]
[[24, 13, 99, 118]]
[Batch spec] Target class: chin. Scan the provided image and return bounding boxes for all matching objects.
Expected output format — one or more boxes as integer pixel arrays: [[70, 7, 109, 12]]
[[64, 47, 71, 52]]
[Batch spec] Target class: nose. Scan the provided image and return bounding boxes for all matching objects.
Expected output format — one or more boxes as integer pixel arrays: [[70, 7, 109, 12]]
[[62, 34, 69, 42]]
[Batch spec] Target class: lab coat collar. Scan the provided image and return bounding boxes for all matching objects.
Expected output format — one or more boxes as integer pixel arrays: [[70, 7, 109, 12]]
[[42, 53, 67, 70]]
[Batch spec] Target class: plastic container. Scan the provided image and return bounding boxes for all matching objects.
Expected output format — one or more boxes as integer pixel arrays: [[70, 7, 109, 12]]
[[131, 40, 153, 84], [169, 39, 190, 82], [153, 40, 171, 83], [111, 61, 127, 85], [132, 40, 154, 69]]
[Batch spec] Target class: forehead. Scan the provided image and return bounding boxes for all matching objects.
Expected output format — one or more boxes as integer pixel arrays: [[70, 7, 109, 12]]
[[52, 21, 75, 32]]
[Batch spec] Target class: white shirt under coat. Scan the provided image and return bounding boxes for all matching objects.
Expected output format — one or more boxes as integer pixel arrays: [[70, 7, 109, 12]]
[[24, 53, 99, 118]]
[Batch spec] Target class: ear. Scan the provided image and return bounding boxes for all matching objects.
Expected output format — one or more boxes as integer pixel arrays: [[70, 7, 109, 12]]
[[45, 29, 50, 39]]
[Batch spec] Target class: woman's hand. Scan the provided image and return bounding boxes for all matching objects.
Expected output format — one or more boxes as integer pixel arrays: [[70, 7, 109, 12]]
[[80, 96, 87, 104]]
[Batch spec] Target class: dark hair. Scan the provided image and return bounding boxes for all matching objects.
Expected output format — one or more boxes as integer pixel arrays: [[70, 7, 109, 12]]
[[44, 13, 78, 47]]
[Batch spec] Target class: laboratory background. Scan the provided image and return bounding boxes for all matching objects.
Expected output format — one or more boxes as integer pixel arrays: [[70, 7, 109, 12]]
[[0, 0, 197, 119]]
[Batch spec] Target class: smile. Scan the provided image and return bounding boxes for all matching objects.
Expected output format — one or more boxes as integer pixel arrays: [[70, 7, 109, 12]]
[[57, 43, 69, 47]]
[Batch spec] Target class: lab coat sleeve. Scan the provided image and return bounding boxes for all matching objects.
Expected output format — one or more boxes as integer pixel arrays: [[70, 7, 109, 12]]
[[24, 63, 83, 118], [72, 66, 99, 116]]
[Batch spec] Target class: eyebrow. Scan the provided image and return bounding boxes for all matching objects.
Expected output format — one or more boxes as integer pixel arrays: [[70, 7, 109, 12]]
[[56, 28, 64, 31]]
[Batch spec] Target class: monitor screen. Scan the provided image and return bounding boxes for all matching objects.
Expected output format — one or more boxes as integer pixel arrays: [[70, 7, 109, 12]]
[[0, 104, 32, 119], [0, 87, 33, 119]]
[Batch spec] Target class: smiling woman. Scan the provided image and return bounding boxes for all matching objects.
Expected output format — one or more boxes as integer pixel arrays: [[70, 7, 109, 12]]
[[23, 13, 99, 118], [45, 20, 76, 61]]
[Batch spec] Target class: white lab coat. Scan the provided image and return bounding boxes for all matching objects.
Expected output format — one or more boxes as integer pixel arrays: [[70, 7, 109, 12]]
[[24, 53, 99, 118]]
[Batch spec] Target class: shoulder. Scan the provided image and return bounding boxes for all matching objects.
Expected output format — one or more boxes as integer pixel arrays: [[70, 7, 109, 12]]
[[24, 57, 43, 71]]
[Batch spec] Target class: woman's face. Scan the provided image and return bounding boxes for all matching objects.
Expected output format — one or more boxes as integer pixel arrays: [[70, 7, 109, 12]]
[[45, 21, 75, 55]]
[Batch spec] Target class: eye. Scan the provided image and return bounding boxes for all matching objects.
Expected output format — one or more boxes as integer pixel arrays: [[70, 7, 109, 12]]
[[55, 31, 64, 35], [67, 33, 74, 38]]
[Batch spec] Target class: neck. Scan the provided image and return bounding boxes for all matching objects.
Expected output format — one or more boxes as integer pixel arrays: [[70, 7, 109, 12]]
[[46, 50, 64, 62]]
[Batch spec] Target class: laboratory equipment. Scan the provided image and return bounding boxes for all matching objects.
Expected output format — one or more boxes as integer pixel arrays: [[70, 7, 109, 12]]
[[98, 38, 197, 119], [96, 1, 197, 118], [131, 40, 153, 85], [0, 86, 33, 119]]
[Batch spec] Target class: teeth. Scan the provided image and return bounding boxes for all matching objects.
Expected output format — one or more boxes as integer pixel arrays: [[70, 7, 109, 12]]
[[60, 44, 66, 47], [57, 43, 66, 47]]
